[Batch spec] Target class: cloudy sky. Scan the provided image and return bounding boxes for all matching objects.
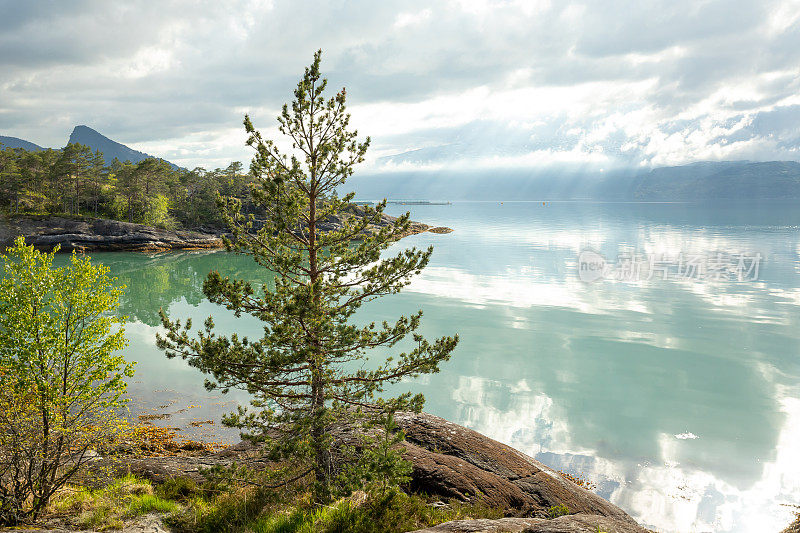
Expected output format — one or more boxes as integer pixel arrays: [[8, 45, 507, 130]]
[[1, 0, 799, 171]]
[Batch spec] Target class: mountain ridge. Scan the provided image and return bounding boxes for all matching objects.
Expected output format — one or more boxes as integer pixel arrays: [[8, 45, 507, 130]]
[[0, 135, 45, 151], [632, 160, 800, 200], [0, 126, 180, 169], [347, 159, 800, 201], [68, 125, 180, 170], [3, 127, 800, 200]]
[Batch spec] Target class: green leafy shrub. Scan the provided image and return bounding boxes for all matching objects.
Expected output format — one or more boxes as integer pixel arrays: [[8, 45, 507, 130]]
[[109, 194, 128, 221], [0, 239, 132, 526], [548, 503, 570, 518], [143, 194, 176, 229]]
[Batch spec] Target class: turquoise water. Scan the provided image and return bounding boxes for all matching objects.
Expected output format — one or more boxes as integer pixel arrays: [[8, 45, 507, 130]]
[[85, 201, 800, 532]]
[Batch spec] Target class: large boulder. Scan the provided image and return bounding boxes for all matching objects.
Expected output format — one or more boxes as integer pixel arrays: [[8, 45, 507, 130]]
[[395, 412, 634, 521]]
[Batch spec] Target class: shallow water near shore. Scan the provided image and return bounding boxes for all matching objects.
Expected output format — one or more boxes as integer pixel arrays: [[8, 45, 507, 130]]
[[63, 201, 800, 532]]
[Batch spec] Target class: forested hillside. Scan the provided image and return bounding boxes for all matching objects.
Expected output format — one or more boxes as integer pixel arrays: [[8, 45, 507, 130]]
[[0, 142, 255, 229]]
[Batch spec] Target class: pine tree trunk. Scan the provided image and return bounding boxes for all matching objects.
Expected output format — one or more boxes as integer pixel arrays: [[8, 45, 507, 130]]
[[310, 367, 330, 504], [307, 153, 331, 504]]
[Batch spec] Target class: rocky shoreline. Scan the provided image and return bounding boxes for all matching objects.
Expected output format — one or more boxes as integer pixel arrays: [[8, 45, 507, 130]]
[[32, 412, 649, 533], [0, 212, 452, 253], [0, 216, 223, 253]]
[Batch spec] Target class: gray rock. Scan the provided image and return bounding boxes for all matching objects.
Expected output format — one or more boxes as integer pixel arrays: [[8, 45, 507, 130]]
[[119, 514, 171, 533], [13, 513, 169, 533], [0, 210, 449, 253], [408, 513, 650, 532], [0, 216, 222, 253]]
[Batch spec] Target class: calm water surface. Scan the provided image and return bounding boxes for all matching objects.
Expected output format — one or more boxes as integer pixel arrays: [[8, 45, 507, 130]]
[[83, 201, 800, 533]]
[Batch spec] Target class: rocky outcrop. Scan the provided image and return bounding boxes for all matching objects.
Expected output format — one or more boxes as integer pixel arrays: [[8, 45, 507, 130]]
[[394, 413, 635, 522], [84, 440, 264, 485], [268, 203, 452, 240], [0, 211, 452, 253], [0, 216, 222, 253], [408, 514, 648, 533], [20, 513, 169, 533], [86, 413, 645, 531]]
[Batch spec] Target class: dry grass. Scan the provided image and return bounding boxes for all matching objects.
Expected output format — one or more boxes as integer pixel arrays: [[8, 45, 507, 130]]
[[557, 470, 598, 491], [114, 423, 223, 456]]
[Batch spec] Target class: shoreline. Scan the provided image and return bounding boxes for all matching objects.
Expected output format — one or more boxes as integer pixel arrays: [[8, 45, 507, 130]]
[[0, 214, 453, 253], [25, 412, 651, 533]]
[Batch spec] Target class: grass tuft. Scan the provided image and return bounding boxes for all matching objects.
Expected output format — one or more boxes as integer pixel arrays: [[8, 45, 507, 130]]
[[46, 474, 506, 533], [165, 485, 275, 533], [246, 490, 502, 533], [49, 474, 177, 530]]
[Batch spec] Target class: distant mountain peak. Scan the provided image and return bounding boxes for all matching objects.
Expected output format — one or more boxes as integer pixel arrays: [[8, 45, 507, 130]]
[[70, 125, 110, 141], [67, 125, 179, 169]]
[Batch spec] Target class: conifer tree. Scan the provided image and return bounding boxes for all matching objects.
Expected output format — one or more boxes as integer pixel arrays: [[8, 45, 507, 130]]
[[157, 50, 458, 503], [87, 149, 106, 216], [0, 147, 21, 213], [52, 143, 91, 215]]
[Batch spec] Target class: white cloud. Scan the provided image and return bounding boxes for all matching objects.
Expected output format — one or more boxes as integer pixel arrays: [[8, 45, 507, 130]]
[[394, 8, 431, 28], [450, 376, 800, 532], [0, 0, 799, 169]]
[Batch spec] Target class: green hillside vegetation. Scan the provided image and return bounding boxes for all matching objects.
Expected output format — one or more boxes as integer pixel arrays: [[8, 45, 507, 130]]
[[0, 142, 255, 229]]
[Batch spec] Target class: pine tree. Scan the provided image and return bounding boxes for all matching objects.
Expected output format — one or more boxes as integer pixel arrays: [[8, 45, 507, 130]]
[[52, 143, 92, 215], [0, 147, 21, 213], [87, 150, 107, 217], [113, 161, 138, 222], [157, 51, 458, 504], [17, 150, 55, 213]]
